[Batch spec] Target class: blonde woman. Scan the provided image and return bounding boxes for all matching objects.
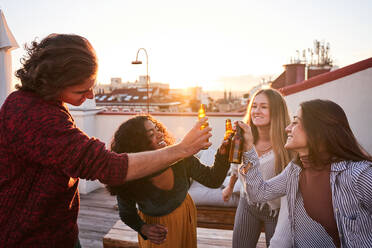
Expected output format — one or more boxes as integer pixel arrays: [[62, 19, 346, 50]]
[[222, 88, 291, 248]]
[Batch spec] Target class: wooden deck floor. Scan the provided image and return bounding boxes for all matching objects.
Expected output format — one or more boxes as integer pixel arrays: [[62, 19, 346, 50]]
[[78, 187, 121, 248], [78, 187, 267, 248]]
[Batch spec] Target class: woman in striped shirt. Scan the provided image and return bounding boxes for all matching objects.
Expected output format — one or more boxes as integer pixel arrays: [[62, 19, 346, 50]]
[[239, 99, 372, 247]]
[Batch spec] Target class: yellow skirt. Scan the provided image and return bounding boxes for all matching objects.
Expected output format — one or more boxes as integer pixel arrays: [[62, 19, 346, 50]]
[[138, 193, 197, 248]]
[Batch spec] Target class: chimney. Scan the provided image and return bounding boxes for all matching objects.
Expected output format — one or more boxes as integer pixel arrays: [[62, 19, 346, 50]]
[[307, 66, 331, 79], [283, 63, 306, 86]]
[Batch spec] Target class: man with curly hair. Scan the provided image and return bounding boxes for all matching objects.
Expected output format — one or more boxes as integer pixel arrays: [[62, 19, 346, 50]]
[[0, 33, 212, 248]]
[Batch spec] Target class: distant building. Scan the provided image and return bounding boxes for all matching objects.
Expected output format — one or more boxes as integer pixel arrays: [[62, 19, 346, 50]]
[[95, 86, 183, 112], [111, 77, 122, 87], [95, 76, 169, 95], [139, 75, 150, 84], [215, 89, 246, 112]]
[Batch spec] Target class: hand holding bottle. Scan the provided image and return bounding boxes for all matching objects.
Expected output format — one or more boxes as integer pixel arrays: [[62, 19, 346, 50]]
[[217, 119, 233, 156], [217, 137, 230, 155], [178, 117, 212, 155], [236, 121, 254, 152]]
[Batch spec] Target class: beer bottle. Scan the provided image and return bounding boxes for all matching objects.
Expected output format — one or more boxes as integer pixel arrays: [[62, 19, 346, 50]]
[[198, 104, 209, 149], [198, 104, 209, 130], [224, 119, 234, 141], [229, 125, 244, 163]]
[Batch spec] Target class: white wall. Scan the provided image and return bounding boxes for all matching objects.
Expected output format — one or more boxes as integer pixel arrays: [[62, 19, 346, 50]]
[[70, 108, 104, 194], [95, 114, 243, 151], [73, 67, 372, 194], [284, 67, 372, 154], [71, 111, 243, 194]]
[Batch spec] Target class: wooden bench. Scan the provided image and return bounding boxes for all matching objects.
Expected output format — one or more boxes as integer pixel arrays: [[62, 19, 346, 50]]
[[103, 219, 267, 248], [196, 205, 236, 230], [103, 220, 234, 248]]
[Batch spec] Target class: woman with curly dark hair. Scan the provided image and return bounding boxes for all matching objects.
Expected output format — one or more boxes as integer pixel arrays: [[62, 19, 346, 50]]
[[106, 115, 231, 248], [0, 34, 211, 248]]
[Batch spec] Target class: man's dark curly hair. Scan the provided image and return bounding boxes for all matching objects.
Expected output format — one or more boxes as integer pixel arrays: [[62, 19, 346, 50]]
[[15, 33, 97, 101], [106, 115, 175, 196]]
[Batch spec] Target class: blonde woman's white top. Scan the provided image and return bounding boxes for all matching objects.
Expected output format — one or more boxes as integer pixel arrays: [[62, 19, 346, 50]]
[[231, 148, 280, 216]]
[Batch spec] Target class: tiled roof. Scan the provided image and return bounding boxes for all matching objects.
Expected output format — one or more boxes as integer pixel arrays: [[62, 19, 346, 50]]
[[95, 87, 183, 106], [279, 57, 372, 96]]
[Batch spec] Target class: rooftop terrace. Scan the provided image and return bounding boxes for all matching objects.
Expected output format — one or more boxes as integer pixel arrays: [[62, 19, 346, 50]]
[[78, 187, 267, 248], [74, 57, 371, 248]]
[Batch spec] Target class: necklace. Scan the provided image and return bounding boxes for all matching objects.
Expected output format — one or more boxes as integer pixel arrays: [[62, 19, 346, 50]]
[[255, 144, 272, 153]]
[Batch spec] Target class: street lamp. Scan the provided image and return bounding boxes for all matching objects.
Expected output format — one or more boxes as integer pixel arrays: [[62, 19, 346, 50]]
[[132, 48, 150, 113]]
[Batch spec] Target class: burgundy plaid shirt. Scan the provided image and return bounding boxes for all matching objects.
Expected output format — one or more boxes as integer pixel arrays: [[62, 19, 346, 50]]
[[0, 91, 128, 247]]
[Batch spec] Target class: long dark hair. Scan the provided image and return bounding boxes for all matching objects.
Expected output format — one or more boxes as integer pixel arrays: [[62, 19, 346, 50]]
[[106, 115, 174, 196], [299, 99, 371, 166], [15, 33, 97, 101]]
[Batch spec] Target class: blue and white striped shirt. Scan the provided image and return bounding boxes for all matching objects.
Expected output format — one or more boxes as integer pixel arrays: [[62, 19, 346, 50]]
[[240, 148, 372, 248]]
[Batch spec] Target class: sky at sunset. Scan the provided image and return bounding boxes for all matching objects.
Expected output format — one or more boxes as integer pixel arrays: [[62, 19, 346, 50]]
[[1, 0, 372, 92]]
